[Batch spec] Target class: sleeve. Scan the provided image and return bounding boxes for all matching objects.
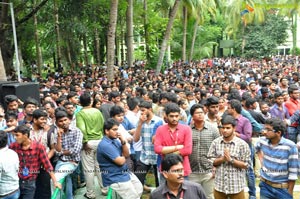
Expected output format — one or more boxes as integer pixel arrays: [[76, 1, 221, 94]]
[[288, 145, 298, 180], [68, 129, 83, 155], [76, 112, 88, 143], [241, 109, 262, 132], [240, 142, 251, 164], [101, 143, 122, 161], [178, 126, 192, 156], [151, 120, 163, 137], [154, 126, 164, 154], [239, 119, 252, 143], [197, 184, 208, 199], [255, 138, 261, 153], [39, 145, 53, 172], [207, 140, 216, 159], [284, 107, 290, 119]]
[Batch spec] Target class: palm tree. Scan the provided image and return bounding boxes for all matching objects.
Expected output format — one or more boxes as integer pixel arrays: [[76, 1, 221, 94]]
[[107, 0, 119, 81], [155, 0, 181, 74], [126, 0, 134, 68]]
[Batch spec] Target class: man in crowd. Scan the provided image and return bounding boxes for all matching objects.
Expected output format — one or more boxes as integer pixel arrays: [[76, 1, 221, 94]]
[[256, 118, 298, 199], [19, 97, 39, 127], [134, 100, 163, 189], [97, 118, 143, 199], [189, 103, 220, 199], [0, 131, 20, 199], [54, 110, 83, 199], [76, 92, 106, 198], [208, 115, 250, 199], [150, 153, 207, 199], [9, 125, 61, 199], [154, 103, 192, 178]]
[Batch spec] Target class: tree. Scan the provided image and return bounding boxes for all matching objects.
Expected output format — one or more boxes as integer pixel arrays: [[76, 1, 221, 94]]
[[235, 13, 288, 58], [155, 0, 181, 74], [107, 0, 119, 81], [0, 47, 7, 81]]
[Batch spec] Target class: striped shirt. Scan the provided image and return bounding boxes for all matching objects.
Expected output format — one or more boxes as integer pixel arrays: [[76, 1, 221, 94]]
[[54, 125, 83, 162], [255, 137, 298, 183], [140, 116, 163, 165], [190, 122, 220, 173], [207, 136, 250, 194]]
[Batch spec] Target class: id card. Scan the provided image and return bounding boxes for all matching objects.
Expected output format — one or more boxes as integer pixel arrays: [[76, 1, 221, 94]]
[[22, 167, 29, 177]]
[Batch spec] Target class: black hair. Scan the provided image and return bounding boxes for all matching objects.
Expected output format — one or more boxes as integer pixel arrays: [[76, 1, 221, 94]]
[[108, 91, 120, 101], [127, 97, 140, 111], [265, 118, 286, 137], [164, 103, 180, 115], [139, 100, 152, 109], [221, 115, 236, 127], [161, 154, 183, 172], [43, 101, 55, 108], [92, 98, 102, 108], [190, 103, 204, 116], [55, 110, 69, 120], [110, 105, 125, 118], [245, 98, 257, 108], [5, 110, 18, 121], [67, 91, 78, 100], [273, 92, 283, 99], [229, 99, 242, 114], [23, 97, 39, 108], [103, 118, 120, 134], [79, 92, 92, 107], [205, 96, 219, 107], [32, 109, 47, 120], [0, 131, 7, 148], [4, 95, 18, 104], [288, 84, 298, 95], [14, 125, 30, 137]]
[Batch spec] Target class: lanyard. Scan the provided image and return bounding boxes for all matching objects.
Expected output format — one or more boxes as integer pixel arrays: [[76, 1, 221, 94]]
[[31, 129, 44, 143], [169, 129, 179, 145], [166, 190, 184, 199]]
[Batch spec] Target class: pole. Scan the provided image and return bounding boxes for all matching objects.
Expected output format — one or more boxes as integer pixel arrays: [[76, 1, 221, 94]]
[[10, 3, 21, 82]]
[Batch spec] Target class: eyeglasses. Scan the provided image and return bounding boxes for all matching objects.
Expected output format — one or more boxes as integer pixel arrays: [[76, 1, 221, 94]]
[[169, 168, 184, 174], [263, 128, 276, 133], [194, 111, 204, 115], [0, 115, 4, 117]]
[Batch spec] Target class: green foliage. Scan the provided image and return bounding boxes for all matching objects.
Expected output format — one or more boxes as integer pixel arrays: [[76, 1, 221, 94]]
[[235, 13, 288, 58]]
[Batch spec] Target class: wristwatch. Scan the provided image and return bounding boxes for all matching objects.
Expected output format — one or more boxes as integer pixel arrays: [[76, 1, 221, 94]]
[[121, 140, 127, 145], [230, 158, 234, 164]]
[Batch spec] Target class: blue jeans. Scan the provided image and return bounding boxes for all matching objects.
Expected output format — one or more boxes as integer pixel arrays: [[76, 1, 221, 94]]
[[19, 179, 36, 199], [53, 160, 78, 199], [259, 181, 292, 199], [1, 189, 20, 199], [247, 144, 256, 198]]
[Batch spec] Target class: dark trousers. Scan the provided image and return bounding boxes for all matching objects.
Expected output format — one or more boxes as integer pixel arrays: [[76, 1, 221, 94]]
[[34, 169, 51, 199], [19, 179, 36, 199], [135, 161, 159, 187]]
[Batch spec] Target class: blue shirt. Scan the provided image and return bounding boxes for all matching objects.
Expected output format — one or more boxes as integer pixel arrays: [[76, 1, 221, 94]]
[[241, 108, 263, 133], [269, 104, 290, 120], [97, 136, 130, 187], [255, 137, 298, 183]]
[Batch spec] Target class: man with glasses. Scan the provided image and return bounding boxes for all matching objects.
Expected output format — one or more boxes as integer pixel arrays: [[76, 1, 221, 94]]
[[256, 118, 298, 199], [150, 153, 207, 199], [189, 104, 220, 199]]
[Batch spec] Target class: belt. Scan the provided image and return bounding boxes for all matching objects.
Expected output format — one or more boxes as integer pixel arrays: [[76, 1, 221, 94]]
[[59, 158, 79, 164], [0, 189, 19, 198], [260, 177, 289, 189]]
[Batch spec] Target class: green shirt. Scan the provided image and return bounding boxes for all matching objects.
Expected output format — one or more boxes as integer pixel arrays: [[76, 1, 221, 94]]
[[76, 107, 104, 143]]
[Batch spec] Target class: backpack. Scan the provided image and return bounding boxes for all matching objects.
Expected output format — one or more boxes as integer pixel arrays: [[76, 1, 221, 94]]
[[47, 125, 59, 167]]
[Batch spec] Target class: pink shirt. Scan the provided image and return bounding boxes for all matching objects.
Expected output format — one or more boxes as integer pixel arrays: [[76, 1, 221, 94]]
[[154, 123, 192, 176]]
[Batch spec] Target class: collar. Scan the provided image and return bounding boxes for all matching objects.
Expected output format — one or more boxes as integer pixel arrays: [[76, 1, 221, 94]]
[[191, 122, 208, 130], [0, 146, 8, 152], [204, 114, 217, 122], [268, 136, 284, 145], [161, 181, 188, 196], [220, 136, 237, 145]]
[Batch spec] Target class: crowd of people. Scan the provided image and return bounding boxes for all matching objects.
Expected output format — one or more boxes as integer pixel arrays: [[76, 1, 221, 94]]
[[0, 55, 300, 199]]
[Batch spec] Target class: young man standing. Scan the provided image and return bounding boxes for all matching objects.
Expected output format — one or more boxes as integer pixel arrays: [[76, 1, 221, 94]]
[[9, 125, 61, 199], [97, 118, 143, 199], [208, 115, 250, 199], [76, 92, 105, 198], [154, 103, 192, 178], [256, 118, 298, 199], [189, 104, 220, 199], [150, 154, 207, 199]]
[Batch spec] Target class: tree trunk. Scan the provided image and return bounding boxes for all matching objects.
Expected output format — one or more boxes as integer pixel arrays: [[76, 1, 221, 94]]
[[0, 47, 7, 81], [126, 0, 134, 68], [155, 0, 181, 74], [66, 40, 72, 70], [182, 6, 187, 63], [33, 0, 42, 75], [189, 18, 199, 63], [83, 34, 89, 66], [107, 0, 119, 81], [292, 12, 297, 55], [95, 28, 101, 65], [53, 0, 61, 69], [121, 29, 125, 64], [143, 0, 150, 63]]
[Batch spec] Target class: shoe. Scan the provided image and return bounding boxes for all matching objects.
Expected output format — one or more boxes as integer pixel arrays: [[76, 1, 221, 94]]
[[83, 193, 96, 199]]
